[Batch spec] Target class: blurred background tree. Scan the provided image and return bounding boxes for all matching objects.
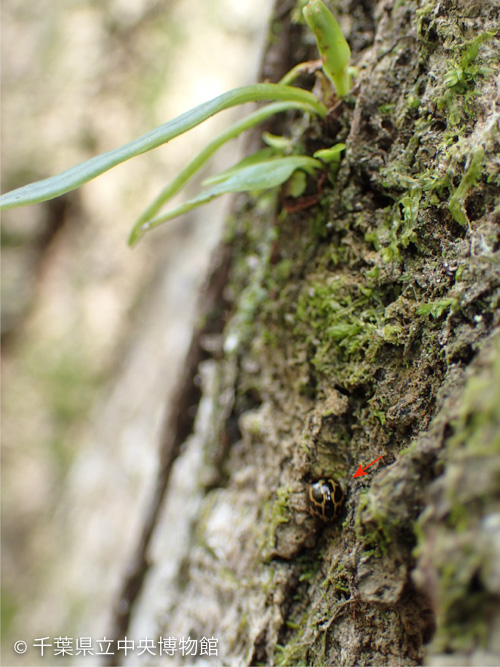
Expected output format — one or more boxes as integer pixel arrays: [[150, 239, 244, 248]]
[[1, 0, 271, 661]]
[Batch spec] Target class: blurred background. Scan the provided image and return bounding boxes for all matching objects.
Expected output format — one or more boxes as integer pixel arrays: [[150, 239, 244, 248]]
[[1, 0, 272, 663]]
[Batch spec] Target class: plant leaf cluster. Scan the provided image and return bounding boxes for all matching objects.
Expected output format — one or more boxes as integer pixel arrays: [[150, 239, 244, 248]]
[[0, 0, 352, 245]]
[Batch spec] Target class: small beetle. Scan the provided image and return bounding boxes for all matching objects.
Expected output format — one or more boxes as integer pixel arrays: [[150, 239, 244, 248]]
[[307, 478, 344, 521]]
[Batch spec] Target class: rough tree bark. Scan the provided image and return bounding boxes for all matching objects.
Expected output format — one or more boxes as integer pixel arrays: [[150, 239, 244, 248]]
[[115, 0, 500, 665]]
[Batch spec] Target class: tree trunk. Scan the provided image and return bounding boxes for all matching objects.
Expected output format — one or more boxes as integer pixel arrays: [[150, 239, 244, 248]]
[[115, 0, 500, 664]]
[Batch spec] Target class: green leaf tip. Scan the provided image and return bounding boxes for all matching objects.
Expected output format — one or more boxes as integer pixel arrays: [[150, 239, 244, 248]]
[[313, 143, 346, 163], [303, 0, 351, 97]]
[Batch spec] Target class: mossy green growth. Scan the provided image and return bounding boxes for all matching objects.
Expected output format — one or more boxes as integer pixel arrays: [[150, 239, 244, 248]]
[[407, 93, 420, 110], [262, 484, 293, 558], [428, 544, 492, 653], [355, 491, 393, 557], [324, 560, 351, 595], [294, 275, 404, 382], [378, 103, 395, 115], [439, 31, 496, 126], [448, 146, 485, 227], [275, 639, 309, 667], [443, 32, 496, 94], [417, 298, 458, 320], [415, 337, 500, 654], [275, 563, 326, 664], [365, 188, 422, 262], [449, 336, 500, 454], [373, 25, 495, 230]]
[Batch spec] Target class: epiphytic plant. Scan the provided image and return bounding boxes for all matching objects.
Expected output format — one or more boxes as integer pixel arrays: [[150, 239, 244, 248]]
[[0, 0, 352, 245]]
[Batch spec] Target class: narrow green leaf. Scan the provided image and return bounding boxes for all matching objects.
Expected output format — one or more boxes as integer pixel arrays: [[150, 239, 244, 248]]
[[205, 156, 322, 192], [0, 84, 327, 211], [132, 156, 322, 242], [201, 149, 277, 187], [129, 101, 311, 242]]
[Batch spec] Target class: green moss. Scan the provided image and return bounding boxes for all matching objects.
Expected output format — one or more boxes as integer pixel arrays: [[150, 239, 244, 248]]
[[437, 31, 496, 126], [274, 604, 312, 666], [446, 501, 469, 532], [371, 22, 496, 241], [275, 642, 309, 667], [415, 338, 500, 654], [432, 549, 491, 652], [416, 297, 458, 319], [297, 550, 324, 583], [355, 492, 393, 557], [293, 272, 404, 384], [378, 103, 395, 114], [262, 485, 294, 558], [450, 337, 500, 454], [219, 8, 498, 659], [448, 147, 485, 227], [324, 561, 350, 595], [443, 32, 496, 94], [407, 93, 420, 110], [373, 409, 386, 426], [379, 191, 420, 261]]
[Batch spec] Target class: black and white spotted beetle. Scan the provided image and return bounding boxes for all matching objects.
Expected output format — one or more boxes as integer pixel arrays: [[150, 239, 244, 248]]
[[307, 478, 344, 521]]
